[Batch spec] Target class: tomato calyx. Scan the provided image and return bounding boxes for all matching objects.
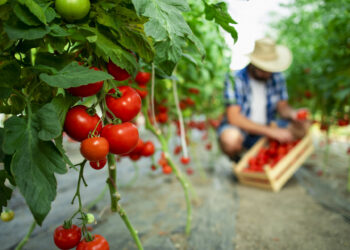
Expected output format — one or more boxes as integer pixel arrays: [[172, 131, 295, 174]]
[[108, 88, 123, 99], [86, 106, 97, 116], [111, 117, 122, 125], [63, 220, 73, 229], [84, 232, 95, 242]]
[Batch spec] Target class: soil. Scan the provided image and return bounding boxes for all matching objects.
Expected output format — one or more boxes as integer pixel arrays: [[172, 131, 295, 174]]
[[1, 129, 350, 250]]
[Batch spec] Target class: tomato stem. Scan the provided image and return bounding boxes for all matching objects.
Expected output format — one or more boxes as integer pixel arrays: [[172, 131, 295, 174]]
[[15, 220, 36, 250]]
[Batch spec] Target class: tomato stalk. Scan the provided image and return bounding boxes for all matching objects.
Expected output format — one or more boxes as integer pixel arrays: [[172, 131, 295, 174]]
[[15, 220, 36, 250], [142, 100, 193, 236], [106, 153, 143, 250], [150, 63, 159, 131]]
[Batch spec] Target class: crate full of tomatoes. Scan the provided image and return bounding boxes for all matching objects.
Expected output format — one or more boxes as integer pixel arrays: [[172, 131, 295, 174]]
[[233, 132, 314, 192]]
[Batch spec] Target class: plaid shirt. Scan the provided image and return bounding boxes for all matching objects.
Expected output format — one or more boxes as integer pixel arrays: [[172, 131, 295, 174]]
[[224, 66, 288, 124]]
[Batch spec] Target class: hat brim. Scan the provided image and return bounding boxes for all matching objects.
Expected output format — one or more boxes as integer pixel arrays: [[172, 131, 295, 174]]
[[248, 45, 292, 73]]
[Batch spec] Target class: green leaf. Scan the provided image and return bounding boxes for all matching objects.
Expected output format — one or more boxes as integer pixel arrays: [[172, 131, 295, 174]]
[[49, 24, 71, 37], [131, 0, 205, 75], [50, 94, 78, 126], [3, 116, 67, 225], [35, 52, 74, 72], [4, 21, 50, 40], [0, 61, 21, 88], [0, 87, 12, 99], [96, 7, 154, 63], [13, 3, 42, 26], [0, 170, 13, 213], [40, 61, 114, 88], [94, 28, 139, 76], [0, 128, 4, 162], [33, 103, 61, 141], [55, 135, 75, 168], [18, 0, 47, 25], [203, 1, 238, 42]]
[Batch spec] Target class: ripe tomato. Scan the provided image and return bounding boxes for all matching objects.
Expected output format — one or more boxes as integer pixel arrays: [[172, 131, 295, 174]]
[[80, 137, 109, 161], [101, 123, 139, 155], [129, 153, 141, 161], [158, 158, 167, 167], [185, 97, 195, 106], [338, 119, 349, 127], [106, 86, 141, 122], [130, 138, 144, 154], [151, 165, 157, 171], [67, 67, 104, 97], [180, 157, 190, 165], [188, 88, 199, 94], [174, 145, 182, 155], [107, 60, 130, 81], [141, 141, 155, 157], [55, 0, 90, 21], [76, 234, 109, 250], [136, 86, 148, 99], [205, 143, 212, 151], [54, 224, 81, 250], [157, 105, 168, 113], [156, 112, 168, 124], [162, 165, 172, 174], [135, 72, 151, 85], [89, 158, 107, 170], [186, 168, 194, 175], [64, 105, 102, 141], [296, 110, 308, 120], [1, 210, 14, 222]]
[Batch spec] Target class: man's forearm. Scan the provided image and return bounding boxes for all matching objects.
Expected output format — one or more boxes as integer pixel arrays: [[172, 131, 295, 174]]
[[227, 112, 270, 136], [277, 101, 295, 120]]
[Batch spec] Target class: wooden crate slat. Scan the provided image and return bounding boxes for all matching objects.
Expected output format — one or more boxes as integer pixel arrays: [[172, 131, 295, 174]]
[[271, 144, 314, 191], [235, 168, 268, 180], [268, 132, 312, 179], [239, 179, 273, 190]]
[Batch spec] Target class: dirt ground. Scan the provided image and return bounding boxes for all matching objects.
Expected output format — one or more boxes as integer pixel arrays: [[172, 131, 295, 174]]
[[1, 129, 350, 250]]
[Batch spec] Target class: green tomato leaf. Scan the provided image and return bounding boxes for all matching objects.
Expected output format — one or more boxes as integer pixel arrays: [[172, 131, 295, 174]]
[[35, 52, 75, 72], [40, 61, 114, 88], [96, 7, 154, 63], [131, 0, 205, 75], [0, 170, 13, 213], [4, 21, 50, 40], [33, 103, 62, 141], [13, 3, 42, 26], [203, 1, 238, 42], [3, 116, 67, 225], [17, 0, 47, 25], [94, 29, 139, 76], [55, 135, 75, 169], [49, 24, 71, 37], [0, 61, 21, 88], [50, 94, 78, 126]]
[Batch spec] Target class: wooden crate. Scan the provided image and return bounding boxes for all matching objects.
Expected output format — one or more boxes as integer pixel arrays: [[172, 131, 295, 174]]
[[233, 132, 314, 192]]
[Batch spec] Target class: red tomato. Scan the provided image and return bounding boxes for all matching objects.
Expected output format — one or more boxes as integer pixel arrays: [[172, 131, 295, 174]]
[[106, 86, 141, 122], [80, 137, 109, 161], [304, 90, 312, 99], [162, 165, 172, 174], [67, 67, 104, 97], [205, 143, 212, 151], [76, 234, 109, 250], [64, 105, 102, 141], [338, 119, 349, 127], [151, 165, 157, 171], [101, 123, 139, 155], [186, 168, 194, 175], [130, 138, 144, 154], [89, 158, 107, 170], [185, 97, 195, 106], [174, 145, 182, 155], [158, 158, 167, 167], [107, 60, 130, 81], [180, 157, 190, 165], [129, 153, 141, 161], [156, 112, 168, 124], [188, 88, 199, 94], [296, 110, 308, 120], [53, 224, 81, 250], [135, 72, 151, 85], [157, 105, 168, 113], [136, 87, 148, 99], [141, 141, 155, 157], [179, 101, 187, 110]]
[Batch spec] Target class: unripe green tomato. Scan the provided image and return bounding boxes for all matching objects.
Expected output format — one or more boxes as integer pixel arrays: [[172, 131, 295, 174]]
[[55, 0, 90, 22], [0, 0, 7, 6], [86, 213, 95, 224], [1, 210, 14, 222]]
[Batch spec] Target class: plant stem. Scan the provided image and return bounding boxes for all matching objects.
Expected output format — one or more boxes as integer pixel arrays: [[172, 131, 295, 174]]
[[107, 154, 143, 249], [142, 101, 193, 236], [15, 220, 36, 250]]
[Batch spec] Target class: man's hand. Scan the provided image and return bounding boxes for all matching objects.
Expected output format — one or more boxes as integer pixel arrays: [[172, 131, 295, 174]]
[[291, 108, 309, 122], [266, 127, 294, 143]]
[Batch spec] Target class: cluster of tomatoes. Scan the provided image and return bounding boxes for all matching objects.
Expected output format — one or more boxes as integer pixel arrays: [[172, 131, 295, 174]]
[[157, 152, 172, 174], [245, 140, 300, 172], [63, 61, 152, 170], [152, 102, 169, 124], [121, 138, 155, 161], [54, 223, 109, 250]]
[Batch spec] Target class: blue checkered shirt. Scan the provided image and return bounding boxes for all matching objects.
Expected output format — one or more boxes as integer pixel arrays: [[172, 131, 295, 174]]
[[224, 66, 288, 124]]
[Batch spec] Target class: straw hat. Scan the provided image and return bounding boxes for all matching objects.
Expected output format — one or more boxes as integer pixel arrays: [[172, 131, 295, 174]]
[[248, 38, 292, 73]]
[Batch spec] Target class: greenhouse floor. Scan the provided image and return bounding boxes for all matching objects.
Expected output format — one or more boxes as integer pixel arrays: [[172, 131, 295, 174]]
[[2, 132, 350, 250]]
